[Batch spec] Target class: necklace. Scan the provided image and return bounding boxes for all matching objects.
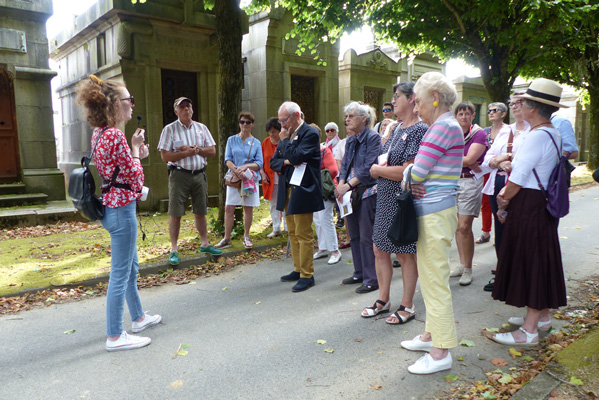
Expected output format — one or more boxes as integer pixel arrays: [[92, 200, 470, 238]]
[[530, 122, 551, 131]]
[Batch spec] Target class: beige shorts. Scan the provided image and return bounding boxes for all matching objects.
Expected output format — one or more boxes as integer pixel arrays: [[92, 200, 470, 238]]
[[456, 177, 484, 217], [168, 169, 208, 216]]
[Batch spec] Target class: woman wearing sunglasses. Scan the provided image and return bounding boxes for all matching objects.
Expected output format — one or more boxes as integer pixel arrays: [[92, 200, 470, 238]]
[[216, 112, 263, 250]]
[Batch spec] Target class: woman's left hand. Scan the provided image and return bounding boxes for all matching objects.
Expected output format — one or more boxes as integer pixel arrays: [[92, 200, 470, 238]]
[[139, 144, 149, 160], [335, 183, 350, 201], [370, 164, 381, 179]]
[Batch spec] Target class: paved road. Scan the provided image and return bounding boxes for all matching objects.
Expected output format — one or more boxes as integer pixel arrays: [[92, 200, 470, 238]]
[[1, 185, 598, 400]]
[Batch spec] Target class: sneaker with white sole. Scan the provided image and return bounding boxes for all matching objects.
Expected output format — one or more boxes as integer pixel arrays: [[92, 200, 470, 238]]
[[449, 264, 464, 277], [105, 331, 151, 352], [327, 251, 342, 265], [408, 353, 452, 374], [459, 268, 472, 286], [132, 312, 162, 333], [267, 231, 281, 238], [401, 335, 433, 352]]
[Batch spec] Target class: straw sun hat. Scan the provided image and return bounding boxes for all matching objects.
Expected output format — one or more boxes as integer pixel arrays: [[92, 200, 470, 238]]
[[513, 78, 568, 108]]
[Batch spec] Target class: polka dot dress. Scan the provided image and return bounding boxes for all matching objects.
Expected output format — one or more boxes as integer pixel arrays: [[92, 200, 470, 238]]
[[372, 121, 427, 254]]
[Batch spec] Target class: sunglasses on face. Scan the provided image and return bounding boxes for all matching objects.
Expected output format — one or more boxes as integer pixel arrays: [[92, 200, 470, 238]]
[[487, 108, 501, 114], [325, 129, 336, 133], [382, 108, 392, 112], [239, 120, 253, 125], [121, 96, 134, 105]]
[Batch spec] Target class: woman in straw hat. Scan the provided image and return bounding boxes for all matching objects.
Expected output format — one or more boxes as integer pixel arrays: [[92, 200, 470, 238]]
[[490, 78, 568, 346]]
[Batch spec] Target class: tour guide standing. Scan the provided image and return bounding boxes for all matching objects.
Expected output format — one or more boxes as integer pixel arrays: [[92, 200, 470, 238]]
[[157, 97, 222, 265], [271, 101, 324, 292]]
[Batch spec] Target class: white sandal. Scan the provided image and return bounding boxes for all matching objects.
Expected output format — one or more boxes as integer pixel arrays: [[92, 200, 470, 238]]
[[492, 327, 538, 346], [361, 300, 390, 318], [507, 316, 552, 330]]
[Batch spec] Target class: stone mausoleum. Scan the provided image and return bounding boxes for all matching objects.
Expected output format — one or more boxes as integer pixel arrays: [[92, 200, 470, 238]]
[[0, 0, 66, 204]]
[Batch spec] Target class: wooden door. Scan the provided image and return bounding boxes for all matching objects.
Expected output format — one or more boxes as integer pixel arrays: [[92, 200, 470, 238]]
[[161, 69, 198, 127], [0, 69, 20, 182], [291, 75, 316, 125]]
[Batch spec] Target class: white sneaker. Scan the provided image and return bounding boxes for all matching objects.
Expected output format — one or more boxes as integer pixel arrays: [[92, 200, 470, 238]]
[[105, 331, 151, 352], [327, 251, 342, 265], [132, 312, 162, 333], [408, 353, 452, 374], [267, 231, 281, 238], [459, 268, 472, 286], [313, 251, 328, 260], [400, 335, 433, 352], [450, 265, 464, 277]]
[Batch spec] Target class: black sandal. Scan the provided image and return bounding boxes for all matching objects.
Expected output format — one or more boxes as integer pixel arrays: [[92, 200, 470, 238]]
[[361, 299, 391, 318], [484, 278, 495, 292], [386, 305, 415, 325]]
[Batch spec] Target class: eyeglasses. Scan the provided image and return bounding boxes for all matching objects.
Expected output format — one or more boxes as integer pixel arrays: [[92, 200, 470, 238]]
[[510, 100, 524, 108], [487, 108, 501, 114], [278, 114, 293, 124], [239, 120, 253, 125], [121, 96, 134, 105], [382, 108, 392, 112], [325, 129, 336, 133], [344, 114, 356, 120]]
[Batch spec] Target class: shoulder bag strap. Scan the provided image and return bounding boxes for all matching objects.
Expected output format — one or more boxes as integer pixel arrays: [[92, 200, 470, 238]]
[[506, 128, 514, 155]]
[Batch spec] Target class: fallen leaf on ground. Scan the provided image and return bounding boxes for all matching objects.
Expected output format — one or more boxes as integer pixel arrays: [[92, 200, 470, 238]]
[[570, 376, 583, 385], [316, 339, 327, 344], [445, 374, 459, 382], [491, 357, 508, 366], [373, 385, 382, 390], [459, 339, 475, 347], [64, 329, 76, 334], [170, 380, 183, 388], [509, 348, 522, 358], [324, 348, 334, 353]]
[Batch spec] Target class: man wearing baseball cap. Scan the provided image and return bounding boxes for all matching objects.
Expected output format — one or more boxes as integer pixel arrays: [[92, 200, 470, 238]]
[[157, 97, 222, 265]]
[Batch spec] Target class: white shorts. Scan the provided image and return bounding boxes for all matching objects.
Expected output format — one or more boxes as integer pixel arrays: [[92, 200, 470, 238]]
[[457, 177, 484, 216], [225, 185, 260, 207]]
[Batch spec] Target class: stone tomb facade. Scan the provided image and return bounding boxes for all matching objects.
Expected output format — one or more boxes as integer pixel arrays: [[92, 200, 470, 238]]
[[0, 0, 66, 200], [50, 0, 227, 210]]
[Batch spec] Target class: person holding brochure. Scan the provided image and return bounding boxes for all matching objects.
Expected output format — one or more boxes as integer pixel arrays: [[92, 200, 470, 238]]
[[271, 102, 324, 292]]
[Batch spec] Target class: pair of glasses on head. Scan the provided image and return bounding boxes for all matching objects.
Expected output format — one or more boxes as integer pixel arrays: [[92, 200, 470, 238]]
[[325, 129, 336, 133], [510, 100, 524, 108], [382, 108, 392, 112], [121, 96, 134, 105], [239, 120, 253, 125], [487, 108, 502, 114]]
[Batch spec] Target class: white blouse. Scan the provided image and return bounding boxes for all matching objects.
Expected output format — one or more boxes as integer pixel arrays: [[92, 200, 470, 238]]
[[509, 126, 562, 190]]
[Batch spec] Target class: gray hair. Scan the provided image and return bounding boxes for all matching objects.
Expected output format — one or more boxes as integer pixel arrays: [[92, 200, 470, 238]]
[[278, 101, 301, 117], [344, 101, 371, 127], [488, 102, 507, 114], [324, 122, 339, 132], [523, 99, 559, 119], [413, 72, 458, 109]]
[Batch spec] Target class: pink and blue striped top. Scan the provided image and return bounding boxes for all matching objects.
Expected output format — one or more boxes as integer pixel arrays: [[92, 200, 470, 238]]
[[408, 112, 464, 216]]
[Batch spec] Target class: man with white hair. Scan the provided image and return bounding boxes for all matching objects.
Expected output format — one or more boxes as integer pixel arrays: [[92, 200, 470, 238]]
[[271, 102, 324, 292]]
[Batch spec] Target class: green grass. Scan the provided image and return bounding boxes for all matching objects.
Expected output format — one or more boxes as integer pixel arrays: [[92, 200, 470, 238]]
[[571, 164, 595, 186], [0, 199, 284, 296]]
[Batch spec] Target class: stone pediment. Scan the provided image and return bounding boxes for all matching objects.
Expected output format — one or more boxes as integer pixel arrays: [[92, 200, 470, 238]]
[[340, 48, 402, 73]]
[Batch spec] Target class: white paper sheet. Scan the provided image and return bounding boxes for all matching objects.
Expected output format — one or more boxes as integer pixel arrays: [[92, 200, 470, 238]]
[[472, 165, 492, 180], [377, 151, 389, 165], [289, 163, 306, 186], [337, 191, 353, 217]]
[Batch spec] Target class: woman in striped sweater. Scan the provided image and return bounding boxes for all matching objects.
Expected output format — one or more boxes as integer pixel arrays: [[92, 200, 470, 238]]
[[399, 72, 464, 375]]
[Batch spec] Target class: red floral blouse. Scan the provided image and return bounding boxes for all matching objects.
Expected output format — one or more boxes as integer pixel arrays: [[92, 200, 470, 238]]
[[91, 126, 144, 208]]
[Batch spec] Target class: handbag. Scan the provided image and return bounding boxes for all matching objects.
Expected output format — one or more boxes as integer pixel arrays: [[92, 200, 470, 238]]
[[225, 137, 254, 189], [387, 173, 418, 246]]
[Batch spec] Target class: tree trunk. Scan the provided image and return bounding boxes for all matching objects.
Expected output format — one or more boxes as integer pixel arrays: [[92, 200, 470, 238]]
[[214, 0, 243, 222], [587, 81, 599, 170]]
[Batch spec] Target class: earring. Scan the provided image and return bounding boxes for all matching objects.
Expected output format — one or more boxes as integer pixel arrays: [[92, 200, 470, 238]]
[[433, 100, 439, 107]]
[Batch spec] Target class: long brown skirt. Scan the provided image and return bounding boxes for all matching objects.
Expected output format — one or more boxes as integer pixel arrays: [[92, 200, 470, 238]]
[[492, 188, 567, 309]]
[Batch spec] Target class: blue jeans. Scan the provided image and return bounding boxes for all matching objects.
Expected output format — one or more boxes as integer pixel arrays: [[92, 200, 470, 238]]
[[102, 201, 144, 337]]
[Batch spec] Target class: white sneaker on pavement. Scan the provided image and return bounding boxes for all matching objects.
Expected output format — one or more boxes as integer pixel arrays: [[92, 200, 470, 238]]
[[313, 251, 328, 260], [408, 353, 452, 374], [267, 231, 281, 238], [105, 331, 151, 352], [132, 312, 162, 333], [400, 335, 433, 352], [449, 264, 464, 277], [459, 268, 472, 286]]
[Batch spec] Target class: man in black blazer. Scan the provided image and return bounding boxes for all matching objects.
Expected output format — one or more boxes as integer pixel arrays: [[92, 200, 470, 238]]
[[270, 102, 324, 292]]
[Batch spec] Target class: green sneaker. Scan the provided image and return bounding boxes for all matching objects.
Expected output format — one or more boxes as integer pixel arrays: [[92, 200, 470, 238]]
[[200, 245, 223, 255], [169, 251, 180, 266]]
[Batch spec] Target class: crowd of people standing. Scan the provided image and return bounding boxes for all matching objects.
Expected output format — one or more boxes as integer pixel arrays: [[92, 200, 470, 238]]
[[76, 70, 574, 379]]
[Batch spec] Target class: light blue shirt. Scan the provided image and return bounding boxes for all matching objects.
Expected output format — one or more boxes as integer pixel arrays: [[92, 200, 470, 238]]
[[551, 114, 578, 153], [224, 135, 263, 180]]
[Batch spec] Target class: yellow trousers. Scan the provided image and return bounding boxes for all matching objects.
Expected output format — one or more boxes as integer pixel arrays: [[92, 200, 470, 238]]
[[416, 206, 458, 349], [285, 189, 315, 278]]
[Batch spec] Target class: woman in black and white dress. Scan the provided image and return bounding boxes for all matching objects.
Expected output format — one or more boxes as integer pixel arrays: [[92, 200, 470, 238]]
[[361, 81, 427, 324]]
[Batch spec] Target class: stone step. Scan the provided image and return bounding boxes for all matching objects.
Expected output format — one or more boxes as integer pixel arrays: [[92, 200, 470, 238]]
[[0, 199, 85, 229], [0, 193, 48, 208], [0, 183, 26, 195]]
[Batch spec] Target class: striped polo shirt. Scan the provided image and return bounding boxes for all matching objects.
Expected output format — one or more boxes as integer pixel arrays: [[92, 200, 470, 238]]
[[157, 119, 216, 171]]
